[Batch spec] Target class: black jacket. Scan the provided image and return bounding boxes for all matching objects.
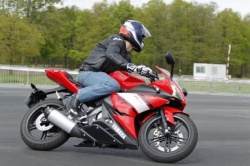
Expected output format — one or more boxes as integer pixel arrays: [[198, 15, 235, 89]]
[[80, 34, 132, 74]]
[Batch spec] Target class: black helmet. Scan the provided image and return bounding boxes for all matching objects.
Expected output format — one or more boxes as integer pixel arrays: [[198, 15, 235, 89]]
[[119, 20, 151, 52]]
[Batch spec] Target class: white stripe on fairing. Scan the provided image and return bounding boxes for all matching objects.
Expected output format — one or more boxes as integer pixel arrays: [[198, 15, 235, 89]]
[[117, 93, 149, 113]]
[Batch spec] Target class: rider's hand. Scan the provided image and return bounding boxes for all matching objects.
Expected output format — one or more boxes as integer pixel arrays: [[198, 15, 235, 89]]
[[127, 63, 137, 72], [127, 63, 152, 76], [135, 65, 152, 76]]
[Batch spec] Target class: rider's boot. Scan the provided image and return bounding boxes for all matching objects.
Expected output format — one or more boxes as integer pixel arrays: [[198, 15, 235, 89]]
[[67, 94, 88, 125]]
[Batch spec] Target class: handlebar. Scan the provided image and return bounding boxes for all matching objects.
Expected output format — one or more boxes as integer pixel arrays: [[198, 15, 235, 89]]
[[143, 72, 159, 82]]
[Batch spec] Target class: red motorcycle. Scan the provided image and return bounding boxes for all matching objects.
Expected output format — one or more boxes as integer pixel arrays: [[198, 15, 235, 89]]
[[20, 52, 198, 163]]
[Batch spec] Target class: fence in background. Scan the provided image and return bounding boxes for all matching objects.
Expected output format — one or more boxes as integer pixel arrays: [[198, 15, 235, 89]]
[[0, 65, 250, 95], [0, 65, 78, 86]]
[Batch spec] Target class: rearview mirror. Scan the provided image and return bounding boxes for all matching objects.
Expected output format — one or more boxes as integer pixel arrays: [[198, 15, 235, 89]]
[[165, 52, 176, 65]]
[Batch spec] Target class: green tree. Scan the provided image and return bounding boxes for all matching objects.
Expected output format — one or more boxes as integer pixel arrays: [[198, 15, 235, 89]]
[[167, 0, 194, 74], [239, 14, 250, 77], [1, 0, 250, 77], [34, 6, 80, 68], [216, 9, 248, 77], [110, 0, 134, 31], [5, 0, 61, 23], [185, 2, 220, 66], [0, 13, 44, 65], [133, 0, 169, 69]]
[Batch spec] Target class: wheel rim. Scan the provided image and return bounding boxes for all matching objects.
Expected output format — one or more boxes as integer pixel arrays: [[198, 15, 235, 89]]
[[35, 113, 54, 131], [26, 104, 65, 141], [145, 116, 191, 154]]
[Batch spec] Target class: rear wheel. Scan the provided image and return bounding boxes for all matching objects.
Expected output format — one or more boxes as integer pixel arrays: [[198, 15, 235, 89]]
[[138, 113, 198, 163], [20, 99, 70, 151]]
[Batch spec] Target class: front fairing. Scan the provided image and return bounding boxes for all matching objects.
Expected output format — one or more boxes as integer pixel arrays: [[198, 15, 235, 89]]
[[149, 66, 186, 106]]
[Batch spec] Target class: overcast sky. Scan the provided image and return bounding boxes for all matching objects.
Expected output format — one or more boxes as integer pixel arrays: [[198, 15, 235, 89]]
[[60, 0, 250, 17]]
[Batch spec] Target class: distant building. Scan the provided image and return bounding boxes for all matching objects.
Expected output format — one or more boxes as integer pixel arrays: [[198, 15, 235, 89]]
[[193, 63, 228, 80]]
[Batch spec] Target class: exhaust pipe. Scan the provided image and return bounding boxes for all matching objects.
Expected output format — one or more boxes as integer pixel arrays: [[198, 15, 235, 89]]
[[44, 107, 82, 138]]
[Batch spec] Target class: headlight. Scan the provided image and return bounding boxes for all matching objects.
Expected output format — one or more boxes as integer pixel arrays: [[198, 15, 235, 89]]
[[170, 83, 183, 101]]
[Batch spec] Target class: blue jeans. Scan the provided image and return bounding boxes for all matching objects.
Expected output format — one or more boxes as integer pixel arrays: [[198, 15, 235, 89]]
[[77, 71, 120, 102]]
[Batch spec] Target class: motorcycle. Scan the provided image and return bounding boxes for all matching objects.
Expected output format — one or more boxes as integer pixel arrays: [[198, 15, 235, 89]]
[[20, 52, 198, 163]]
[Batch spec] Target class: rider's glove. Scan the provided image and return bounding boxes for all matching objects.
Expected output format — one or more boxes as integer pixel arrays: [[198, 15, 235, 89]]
[[136, 65, 152, 76], [127, 63, 152, 76]]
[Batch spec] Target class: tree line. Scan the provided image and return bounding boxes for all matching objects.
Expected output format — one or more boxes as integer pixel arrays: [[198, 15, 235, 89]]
[[0, 0, 250, 77]]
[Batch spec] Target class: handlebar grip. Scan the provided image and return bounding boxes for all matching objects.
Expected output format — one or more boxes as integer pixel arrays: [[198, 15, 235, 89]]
[[144, 72, 159, 81]]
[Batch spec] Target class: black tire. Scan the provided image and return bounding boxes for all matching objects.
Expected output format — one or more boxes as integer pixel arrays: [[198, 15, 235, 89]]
[[138, 113, 198, 163], [20, 99, 70, 151]]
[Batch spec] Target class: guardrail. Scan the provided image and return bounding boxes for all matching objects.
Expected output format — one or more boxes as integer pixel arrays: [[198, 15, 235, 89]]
[[177, 79, 250, 95], [0, 65, 78, 85], [0, 65, 250, 95]]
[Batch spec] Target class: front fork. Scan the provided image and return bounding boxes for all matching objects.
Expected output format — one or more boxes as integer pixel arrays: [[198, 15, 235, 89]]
[[159, 107, 170, 134], [158, 106, 188, 135]]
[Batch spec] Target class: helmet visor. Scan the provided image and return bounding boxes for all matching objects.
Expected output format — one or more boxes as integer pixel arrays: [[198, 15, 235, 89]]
[[134, 24, 151, 48], [141, 24, 151, 38]]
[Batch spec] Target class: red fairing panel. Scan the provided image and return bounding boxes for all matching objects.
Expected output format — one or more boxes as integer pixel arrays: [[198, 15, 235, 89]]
[[111, 93, 138, 138], [154, 66, 187, 106], [142, 94, 169, 109], [116, 93, 169, 113], [149, 79, 173, 95], [114, 93, 151, 114], [164, 106, 189, 124], [141, 107, 189, 127], [111, 93, 170, 139], [113, 93, 169, 114], [45, 70, 78, 93], [113, 115, 137, 139], [109, 71, 145, 89], [111, 93, 137, 117]]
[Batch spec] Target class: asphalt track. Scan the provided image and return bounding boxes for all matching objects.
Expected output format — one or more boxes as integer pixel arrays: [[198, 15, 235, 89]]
[[0, 86, 250, 166]]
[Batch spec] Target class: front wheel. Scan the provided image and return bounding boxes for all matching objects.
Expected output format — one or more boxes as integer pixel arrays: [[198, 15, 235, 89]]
[[138, 113, 198, 163], [20, 99, 70, 151]]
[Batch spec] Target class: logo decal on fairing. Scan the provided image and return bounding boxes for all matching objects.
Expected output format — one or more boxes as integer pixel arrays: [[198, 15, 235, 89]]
[[112, 123, 126, 139], [118, 93, 149, 113]]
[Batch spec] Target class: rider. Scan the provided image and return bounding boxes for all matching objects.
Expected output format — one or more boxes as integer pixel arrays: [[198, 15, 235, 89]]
[[67, 20, 152, 124]]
